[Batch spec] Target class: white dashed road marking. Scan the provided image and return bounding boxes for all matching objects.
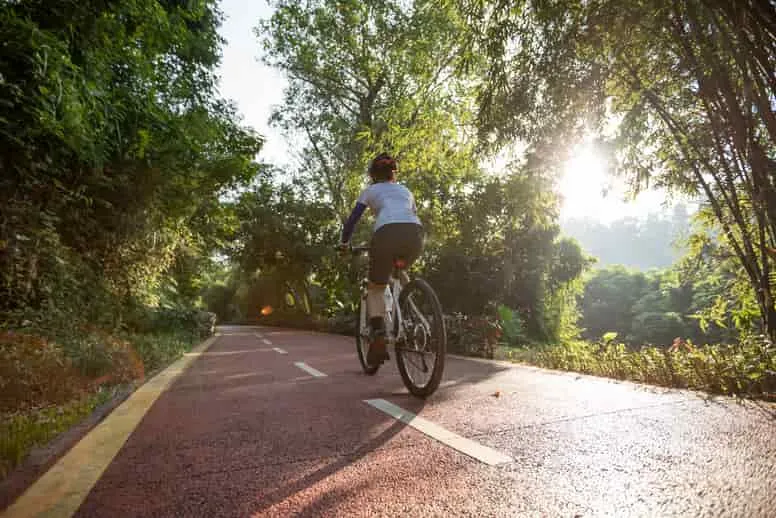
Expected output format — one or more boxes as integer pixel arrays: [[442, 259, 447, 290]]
[[364, 399, 512, 466], [273, 347, 288, 354], [294, 362, 327, 378]]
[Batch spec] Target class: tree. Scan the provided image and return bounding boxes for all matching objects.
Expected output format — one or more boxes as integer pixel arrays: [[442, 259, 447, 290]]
[[579, 266, 649, 342], [425, 162, 591, 342], [463, 0, 776, 339], [0, 0, 262, 328], [254, 0, 595, 339], [677, 216, 762, 341], [228, 176, 340, 319], [259, 0, 477, 237]]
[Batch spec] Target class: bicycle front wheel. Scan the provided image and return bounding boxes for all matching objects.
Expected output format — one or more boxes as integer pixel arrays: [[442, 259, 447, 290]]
[[396, 278, 446, 397]]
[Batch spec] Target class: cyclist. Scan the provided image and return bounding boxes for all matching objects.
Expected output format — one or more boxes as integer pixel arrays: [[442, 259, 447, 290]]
[[339, 153, 424, 366]]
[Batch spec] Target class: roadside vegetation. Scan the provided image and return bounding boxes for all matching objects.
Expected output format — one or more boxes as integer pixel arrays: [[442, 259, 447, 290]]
[[0, 0, 239, 478], [1, 0, 774, 480], [503, 336, 776, 400]]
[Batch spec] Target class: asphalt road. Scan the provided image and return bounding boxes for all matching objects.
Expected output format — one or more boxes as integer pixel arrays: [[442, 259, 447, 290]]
[[5, 326, 776, 517]]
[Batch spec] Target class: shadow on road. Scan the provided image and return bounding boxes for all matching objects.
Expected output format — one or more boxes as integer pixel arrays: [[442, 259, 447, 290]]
[[247, 409, 421, 516], [240, 350, 512, 516]]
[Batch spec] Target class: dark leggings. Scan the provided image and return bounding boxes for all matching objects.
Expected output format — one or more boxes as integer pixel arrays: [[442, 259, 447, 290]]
[[369, 223, 424, 284]]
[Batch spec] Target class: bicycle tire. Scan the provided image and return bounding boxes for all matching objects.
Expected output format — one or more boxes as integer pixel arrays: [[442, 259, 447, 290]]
[[396, 278, 446, 397], [356, 297, 380, 375]]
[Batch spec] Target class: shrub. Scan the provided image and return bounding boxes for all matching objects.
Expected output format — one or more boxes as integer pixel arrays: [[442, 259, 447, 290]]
[[630, 311, 687, 346], [255, 310, 331, 333], [496, 305, 526, 346], [126, 307, 216, 339], [124, 331, 197, 373], [0, 332, 85, 413], [445, 314, 501, 358], [325, 312, 357, 335], [60, 328, 144, 383], [505, 335, 776, 399]]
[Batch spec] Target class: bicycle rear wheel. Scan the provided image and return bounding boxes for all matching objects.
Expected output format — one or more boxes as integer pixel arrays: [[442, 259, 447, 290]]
[[356, 296, 380, 375], [396, 278, 446, 397]]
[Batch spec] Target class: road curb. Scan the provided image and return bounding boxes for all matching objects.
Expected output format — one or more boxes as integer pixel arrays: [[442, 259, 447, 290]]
[[448, 353, 776, 410], [448, 352, 701, 395]]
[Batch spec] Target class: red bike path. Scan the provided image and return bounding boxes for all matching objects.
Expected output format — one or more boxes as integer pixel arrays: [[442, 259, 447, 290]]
[[3, 325, 775, 517]]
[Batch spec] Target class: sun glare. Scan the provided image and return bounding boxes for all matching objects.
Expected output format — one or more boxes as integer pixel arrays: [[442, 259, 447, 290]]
[[560, 141, 671, 222], [560, 142, 611, 219]]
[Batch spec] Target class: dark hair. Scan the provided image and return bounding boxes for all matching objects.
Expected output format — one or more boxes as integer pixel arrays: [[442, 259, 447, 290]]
[[368, 153, 397, 183]]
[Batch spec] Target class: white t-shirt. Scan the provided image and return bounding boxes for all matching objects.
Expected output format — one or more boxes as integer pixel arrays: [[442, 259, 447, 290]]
[[357, 182, 421, 231]]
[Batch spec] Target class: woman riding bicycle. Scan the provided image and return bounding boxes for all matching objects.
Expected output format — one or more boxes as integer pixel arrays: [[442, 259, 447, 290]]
[[339, 153, 424, 366]]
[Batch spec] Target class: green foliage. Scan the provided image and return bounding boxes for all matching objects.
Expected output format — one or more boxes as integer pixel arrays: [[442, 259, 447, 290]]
[[465, 0, 776, 339], [203, 282, 239, 323], [678, 219, 763, 338], [57, 332, 142, 382], [631, 312, 686, 347], [260, 0, 475, 228], [497, 305, 525, 346], [579, 266, 649, 342], [601, 332, 618, 344], [506, 335, 776, 400], [244, 0, 595, 344], [0, 1, 254, 442], [578, 260, 741, 347], [425, 167, 592, 342], [123, 331, 199, 374], [142, 308, 216, 339], [0, 0, 262, 331]]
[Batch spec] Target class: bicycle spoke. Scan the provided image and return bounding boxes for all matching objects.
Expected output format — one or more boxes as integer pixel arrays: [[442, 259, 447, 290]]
[[407, 294, 432, 335]]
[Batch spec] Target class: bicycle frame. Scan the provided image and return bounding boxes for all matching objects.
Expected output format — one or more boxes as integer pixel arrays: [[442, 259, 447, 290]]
[[359, 267, 431, 347], [389, 272, 405, 343]]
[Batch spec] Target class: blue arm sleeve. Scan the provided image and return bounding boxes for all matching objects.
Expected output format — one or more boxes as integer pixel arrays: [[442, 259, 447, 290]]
[[341, 203, 367, 243]]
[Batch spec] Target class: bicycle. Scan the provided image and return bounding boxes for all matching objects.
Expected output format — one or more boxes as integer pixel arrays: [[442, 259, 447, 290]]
[[348, 245, 446, 397]]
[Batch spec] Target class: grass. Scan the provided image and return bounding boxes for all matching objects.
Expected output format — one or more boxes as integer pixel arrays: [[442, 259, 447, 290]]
[[0, 329, 202, 481], [502, 336, 776, 400], [0, 387, 116, 479]]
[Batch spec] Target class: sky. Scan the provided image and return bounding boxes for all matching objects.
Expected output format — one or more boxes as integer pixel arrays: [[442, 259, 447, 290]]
[[216, 0, 288, 167], [215, 0, 674, 224]]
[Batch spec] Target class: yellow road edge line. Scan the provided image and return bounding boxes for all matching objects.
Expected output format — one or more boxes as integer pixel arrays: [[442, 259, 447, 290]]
[[2, 334, 221, 518]]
